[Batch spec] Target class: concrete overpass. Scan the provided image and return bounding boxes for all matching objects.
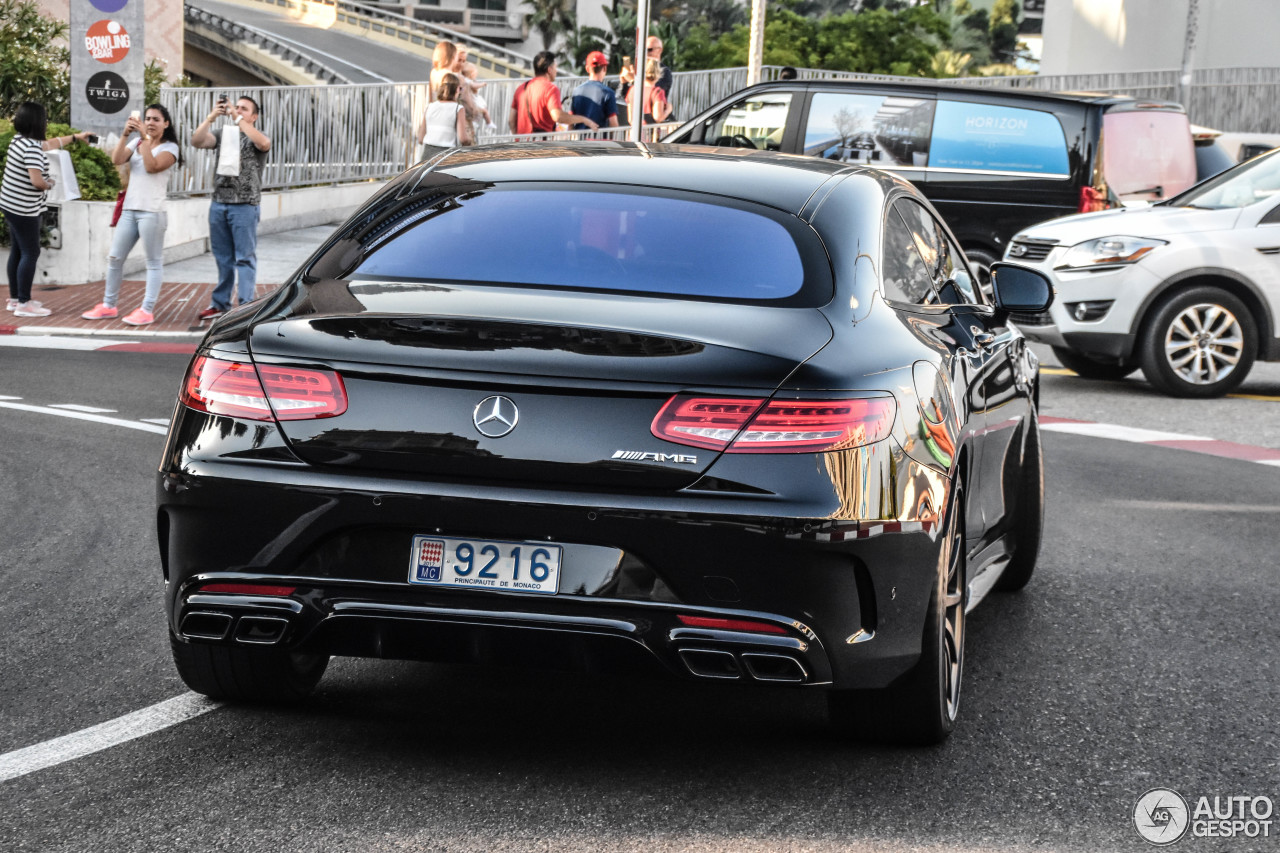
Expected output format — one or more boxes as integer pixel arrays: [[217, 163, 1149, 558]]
[[184, 0, 530, 86]]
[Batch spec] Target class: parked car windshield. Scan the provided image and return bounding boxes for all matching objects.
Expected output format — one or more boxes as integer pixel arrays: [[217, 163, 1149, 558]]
[[1166, 148, 1280, 209], [347, 187, 824, 303]]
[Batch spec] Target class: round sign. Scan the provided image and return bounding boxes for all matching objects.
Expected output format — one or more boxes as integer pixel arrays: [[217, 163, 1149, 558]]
[[88, 0, 130, 12], [85, 20, 131, 64], [85, 71, 131, 115]]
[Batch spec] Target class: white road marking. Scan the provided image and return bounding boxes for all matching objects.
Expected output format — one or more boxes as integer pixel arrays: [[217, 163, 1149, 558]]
[[0, 401, 168, 434], [0, 693, 220, 783], [140, 418, 172, 426], [50, 403, 118, 413], [1111, 500, 1280, 513], [1041, 421, 1213, 443], [0, 334, 127, 350]]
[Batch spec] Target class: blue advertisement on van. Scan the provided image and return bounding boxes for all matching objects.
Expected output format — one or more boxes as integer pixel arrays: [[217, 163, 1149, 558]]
[[928, 100, 1070, 176]]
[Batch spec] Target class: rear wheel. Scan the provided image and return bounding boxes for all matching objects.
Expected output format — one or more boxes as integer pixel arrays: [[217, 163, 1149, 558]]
[[170, 634, 328, 704], [1139, 286, 1257, 398], [994, 414, 1043, 592], [1051, 347, 1138, 381], [828, 482, 966, 745]]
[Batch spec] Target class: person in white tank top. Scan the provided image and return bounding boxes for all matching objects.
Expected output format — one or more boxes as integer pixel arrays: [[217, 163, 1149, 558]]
[[418, 73, 473, 158]]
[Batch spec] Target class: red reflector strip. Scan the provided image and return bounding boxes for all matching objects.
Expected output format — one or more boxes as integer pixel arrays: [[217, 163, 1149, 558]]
[[180, 356, 347, 421], [677, 614, 788, 635], [199, 583, 297, 596]]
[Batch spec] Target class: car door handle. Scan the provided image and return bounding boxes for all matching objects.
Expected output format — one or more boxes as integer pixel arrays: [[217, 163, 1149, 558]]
[[971, 331, 996, 348]]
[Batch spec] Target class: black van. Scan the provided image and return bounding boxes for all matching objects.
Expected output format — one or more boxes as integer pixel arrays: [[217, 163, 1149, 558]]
[[662, 80, 1197, 279]]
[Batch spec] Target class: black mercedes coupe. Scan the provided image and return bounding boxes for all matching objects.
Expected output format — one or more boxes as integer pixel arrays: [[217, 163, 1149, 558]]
[[158, 142, 1053, 744]]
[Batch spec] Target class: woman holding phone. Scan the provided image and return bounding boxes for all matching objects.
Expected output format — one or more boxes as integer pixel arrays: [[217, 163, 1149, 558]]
[[2, 101, 91, 317], [81, 104, 182, 326]]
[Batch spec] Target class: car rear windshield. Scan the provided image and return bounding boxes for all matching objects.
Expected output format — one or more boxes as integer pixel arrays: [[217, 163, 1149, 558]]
[[1102, 109, 1196, 203], [346, 186, 824, 304]]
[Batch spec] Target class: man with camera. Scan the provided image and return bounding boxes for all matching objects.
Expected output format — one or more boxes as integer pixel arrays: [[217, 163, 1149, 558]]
[[190, 95, 272, 320]]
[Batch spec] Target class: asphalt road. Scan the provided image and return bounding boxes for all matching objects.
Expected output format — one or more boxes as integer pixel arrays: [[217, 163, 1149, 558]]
[[1, 345, 1278, 852]]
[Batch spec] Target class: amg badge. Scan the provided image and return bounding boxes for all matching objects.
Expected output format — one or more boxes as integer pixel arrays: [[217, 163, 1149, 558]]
[[612, 450, 698, 464]]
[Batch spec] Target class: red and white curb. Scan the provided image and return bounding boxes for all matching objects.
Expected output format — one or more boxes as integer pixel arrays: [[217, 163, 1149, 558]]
[[1041, 416, 1280, 467]]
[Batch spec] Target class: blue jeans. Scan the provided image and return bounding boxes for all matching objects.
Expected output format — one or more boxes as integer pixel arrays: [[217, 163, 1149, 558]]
[[208, 201, 260, 310], [105, 209, 167, 312]]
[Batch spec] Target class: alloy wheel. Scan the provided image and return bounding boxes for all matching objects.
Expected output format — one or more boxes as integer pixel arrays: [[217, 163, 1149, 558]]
[[1163, 302, 1244, 386]]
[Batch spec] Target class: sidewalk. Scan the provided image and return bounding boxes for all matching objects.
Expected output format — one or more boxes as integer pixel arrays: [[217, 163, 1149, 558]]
[[0, 224, 339, 337]]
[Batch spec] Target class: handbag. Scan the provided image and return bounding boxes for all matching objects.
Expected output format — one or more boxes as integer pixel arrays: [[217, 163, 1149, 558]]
[[109, 189, 126, 227]]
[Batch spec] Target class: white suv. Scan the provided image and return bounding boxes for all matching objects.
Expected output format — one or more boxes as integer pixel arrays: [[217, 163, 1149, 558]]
[[1006, 149, 1280, 397]]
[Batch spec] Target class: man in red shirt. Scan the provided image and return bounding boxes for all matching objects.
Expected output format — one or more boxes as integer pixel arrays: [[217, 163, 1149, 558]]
[[509, 51, 599, 134]]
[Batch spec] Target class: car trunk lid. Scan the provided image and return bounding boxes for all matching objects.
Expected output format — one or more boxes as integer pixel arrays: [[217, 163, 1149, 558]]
[[247, 285, 833, 489]]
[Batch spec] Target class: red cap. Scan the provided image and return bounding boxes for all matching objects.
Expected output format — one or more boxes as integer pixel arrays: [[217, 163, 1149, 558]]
[[585, 51, 608, 70]]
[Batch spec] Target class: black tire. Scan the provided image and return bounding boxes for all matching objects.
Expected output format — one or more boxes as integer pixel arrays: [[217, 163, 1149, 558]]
[[828, 482, 966, 745], [1051, 346, 1138, 381], [965, 248, 997, 301], [170, 633, 328, 704], [994, 414, 1043, 592], [1139, 286, 1257, 398]]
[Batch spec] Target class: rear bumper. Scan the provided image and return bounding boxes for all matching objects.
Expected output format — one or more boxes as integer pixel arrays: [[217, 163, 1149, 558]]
[[159, 413, 953, 691]]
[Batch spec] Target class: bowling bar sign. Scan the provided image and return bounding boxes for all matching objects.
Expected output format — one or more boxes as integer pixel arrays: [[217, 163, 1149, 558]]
[[70, 0, 145, 135]]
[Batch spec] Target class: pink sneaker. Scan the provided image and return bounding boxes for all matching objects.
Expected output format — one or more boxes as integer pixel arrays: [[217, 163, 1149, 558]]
[[5, 298, 17, 312], [14, 300, 51, 317], [81, 303, 119, 320], [121, 307, 154, 326]]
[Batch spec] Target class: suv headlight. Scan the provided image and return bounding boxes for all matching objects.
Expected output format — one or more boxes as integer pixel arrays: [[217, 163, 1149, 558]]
[[1057, 236, 1167, 270]]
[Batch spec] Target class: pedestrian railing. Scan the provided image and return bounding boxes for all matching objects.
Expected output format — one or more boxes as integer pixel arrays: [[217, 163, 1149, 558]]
[[160, 64, 1280, 196]]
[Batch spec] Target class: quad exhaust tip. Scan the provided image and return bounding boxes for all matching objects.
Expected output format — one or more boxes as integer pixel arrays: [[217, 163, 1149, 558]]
[[678, 648, 809, 683], [180, 612, 289, 645]]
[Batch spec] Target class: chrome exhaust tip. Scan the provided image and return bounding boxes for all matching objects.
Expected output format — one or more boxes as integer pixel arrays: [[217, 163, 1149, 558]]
[[678, 648, 741, 679]]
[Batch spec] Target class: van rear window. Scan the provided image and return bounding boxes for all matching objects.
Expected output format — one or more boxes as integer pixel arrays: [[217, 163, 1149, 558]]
[[1102, 110, 1195, 202], [348, 188, 817, 303], [929, 100, 1070, 176]]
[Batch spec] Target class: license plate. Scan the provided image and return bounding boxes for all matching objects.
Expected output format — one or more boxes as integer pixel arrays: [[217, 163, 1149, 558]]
[[408, 534, 562, 595]]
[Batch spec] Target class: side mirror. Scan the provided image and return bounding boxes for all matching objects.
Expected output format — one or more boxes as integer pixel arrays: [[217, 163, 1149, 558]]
[[989, 262, 1054, 314]]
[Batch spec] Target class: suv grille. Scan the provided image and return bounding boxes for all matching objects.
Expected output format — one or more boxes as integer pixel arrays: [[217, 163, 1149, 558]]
[[1006, 240, 1056, 262]]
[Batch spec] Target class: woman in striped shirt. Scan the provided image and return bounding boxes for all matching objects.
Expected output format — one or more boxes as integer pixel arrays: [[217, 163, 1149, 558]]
[[2, 102, 91, 317]]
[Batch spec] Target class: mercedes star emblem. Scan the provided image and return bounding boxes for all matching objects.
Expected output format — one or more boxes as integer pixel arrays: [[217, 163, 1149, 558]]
[[473, 395, 519, 438]]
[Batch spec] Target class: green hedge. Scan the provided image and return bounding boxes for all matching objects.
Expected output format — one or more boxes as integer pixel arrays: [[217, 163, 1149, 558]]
[[0, 123, 120, 246]]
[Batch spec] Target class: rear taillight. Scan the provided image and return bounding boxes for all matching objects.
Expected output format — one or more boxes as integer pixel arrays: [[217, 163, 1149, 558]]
[[180, 356, 347, 421], [652, 394, 895, 453], [1078, 186, 1114, 213]]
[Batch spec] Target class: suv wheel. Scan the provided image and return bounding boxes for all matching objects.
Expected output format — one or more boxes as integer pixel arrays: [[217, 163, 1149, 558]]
[[1139, 286, 1257, 398], [965, 248, 997, 300], [1051, 347, 1138, 381]]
